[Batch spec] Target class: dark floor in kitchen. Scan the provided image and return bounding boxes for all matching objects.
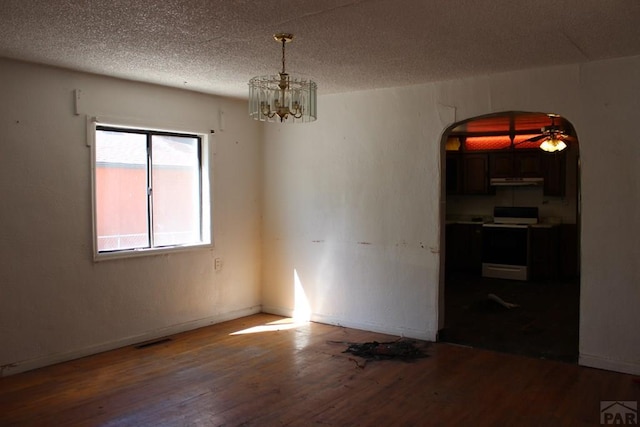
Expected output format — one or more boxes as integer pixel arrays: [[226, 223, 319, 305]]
[[440, 272, 580, 363]]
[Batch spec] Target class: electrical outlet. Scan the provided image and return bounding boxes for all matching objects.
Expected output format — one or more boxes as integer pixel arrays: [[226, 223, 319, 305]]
[[214, 258, 222, 271]]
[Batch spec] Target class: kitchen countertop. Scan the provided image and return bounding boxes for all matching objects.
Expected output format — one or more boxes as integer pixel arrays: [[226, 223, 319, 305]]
[[446, 214, 569, 227], [529, 223, 560, 228], [446, 219, 563, 227]]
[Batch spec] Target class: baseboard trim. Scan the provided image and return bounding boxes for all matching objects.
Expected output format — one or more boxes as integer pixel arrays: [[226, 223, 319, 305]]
[[579, 353, 640, 375], [2, 305, 262, 377], [261, 305, 435, 341]]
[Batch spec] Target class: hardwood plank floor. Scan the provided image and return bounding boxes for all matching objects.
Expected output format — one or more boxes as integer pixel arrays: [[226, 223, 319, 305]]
[[0, 313, 638, 426]]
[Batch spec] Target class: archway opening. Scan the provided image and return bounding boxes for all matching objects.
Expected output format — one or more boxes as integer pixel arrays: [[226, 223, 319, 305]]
[[438, 111, 580, 363]]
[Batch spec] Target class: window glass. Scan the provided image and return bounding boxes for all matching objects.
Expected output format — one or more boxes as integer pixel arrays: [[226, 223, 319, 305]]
[[151, 134, 201, 247], [95, 130, 149, 251]]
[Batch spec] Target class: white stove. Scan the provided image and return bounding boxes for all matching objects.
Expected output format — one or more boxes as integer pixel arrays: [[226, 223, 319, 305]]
[[491, 206, 539, 225], [482, 207, 539, 281]]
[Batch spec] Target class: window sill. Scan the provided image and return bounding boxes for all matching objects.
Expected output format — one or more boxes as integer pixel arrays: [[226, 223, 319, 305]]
[[93, 242, 214, 262]]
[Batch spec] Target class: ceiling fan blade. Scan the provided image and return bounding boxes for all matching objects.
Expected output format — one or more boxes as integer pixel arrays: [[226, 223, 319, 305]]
[[519, 134, 547, 144]]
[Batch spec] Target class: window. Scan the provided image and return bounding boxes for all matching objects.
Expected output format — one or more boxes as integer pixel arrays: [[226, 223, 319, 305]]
[[93, 124, 211, 259]]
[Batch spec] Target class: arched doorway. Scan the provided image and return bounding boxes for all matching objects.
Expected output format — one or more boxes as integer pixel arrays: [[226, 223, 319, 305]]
[[438, 111, 581, 363]]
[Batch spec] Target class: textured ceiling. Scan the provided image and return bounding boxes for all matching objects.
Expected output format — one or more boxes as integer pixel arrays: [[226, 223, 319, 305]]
[[1, 0, 639, 99]]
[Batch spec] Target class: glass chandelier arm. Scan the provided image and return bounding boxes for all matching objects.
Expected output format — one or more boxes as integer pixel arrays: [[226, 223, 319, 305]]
[[260, 101, 277, 119], [291, 101, 303, 118]]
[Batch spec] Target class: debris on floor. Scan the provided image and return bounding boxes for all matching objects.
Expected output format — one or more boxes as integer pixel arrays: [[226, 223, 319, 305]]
[[487, 293, 520, 309], [329, 339, 429, 368]]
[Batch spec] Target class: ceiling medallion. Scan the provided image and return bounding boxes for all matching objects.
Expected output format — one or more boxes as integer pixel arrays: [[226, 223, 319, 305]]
[[248, 33, 317, 123]]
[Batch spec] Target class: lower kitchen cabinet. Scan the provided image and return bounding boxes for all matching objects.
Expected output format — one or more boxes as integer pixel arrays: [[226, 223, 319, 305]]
[[445, 223, 483, 275], [447, 222, 575, 281]]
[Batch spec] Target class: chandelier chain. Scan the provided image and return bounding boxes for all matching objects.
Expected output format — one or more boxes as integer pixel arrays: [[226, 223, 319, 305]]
[[281, 37, 286, 74]]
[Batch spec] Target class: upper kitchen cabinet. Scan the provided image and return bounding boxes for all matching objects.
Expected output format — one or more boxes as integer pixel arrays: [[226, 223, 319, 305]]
[[489, 151, 513, 177], [446, 111, 575, 195], [446, 137, 492, 195], [489, 150, 542, 178], [463, 153, 490, 194], [445, 152, 491, 195], [445, 112, 572, 197], [516, 151, 543, 177], [541, 151, 567, 197]]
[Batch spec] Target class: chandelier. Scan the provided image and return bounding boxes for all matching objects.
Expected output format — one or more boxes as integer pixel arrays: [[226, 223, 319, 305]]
[[248, 33, 317, 123]]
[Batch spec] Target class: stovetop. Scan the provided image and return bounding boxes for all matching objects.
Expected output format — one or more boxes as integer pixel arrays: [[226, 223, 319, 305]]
[[492, 206, 539, 225]]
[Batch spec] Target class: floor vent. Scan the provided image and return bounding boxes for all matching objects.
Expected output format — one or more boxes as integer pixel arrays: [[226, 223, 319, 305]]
[[134, 338, 172, 349]]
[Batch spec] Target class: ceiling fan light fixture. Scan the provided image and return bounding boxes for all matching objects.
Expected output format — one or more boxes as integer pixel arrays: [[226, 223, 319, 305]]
[[538, 114, 568, 152], [539, 135, 567, 152], [248, 33, 317, 123]]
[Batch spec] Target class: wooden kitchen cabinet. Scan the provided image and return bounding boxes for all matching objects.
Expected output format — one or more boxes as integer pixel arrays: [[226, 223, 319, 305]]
[[489, 152, 513, 177], [462, 153, 490, 194], [541, 151, 566, 197], [516, 151, 542, 177], [450, 148, 563, 196], [446, 223, 483, 275], [490, 150, 541, 178], [447, 152, 491, 195]]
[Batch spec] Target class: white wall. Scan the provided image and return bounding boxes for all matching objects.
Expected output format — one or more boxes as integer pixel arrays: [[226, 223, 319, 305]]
[[261, 56, 640, 375], [261, 88, 446, 339], [0, 59, 263, 375]]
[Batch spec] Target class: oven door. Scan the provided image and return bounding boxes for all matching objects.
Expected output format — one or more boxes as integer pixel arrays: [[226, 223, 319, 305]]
[[482, 224, 530, 280]]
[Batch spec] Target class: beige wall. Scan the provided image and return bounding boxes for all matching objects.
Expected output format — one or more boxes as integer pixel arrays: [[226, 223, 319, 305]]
[[0, 59, 263, 375], [261, 56, 640, 375]]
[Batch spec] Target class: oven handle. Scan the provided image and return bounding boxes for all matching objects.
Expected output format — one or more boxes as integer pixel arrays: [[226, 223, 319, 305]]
[[484, 265, 524, 272], [482, 224, 529, 229]]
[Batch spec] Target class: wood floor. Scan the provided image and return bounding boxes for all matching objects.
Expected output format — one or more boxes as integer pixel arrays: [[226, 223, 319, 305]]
[[1, 314, 638, 426]]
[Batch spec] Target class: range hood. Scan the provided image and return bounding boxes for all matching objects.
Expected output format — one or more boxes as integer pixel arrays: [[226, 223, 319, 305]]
[[490, 177, 544, 186]]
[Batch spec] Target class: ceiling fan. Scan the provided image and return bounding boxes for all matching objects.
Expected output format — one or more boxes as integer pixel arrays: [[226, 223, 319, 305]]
[[519, 114, 568, 152]]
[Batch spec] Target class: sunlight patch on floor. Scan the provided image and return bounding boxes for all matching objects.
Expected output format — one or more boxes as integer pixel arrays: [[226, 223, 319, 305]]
[[229, 318, 309, 335], [231, 269, 312, 335]]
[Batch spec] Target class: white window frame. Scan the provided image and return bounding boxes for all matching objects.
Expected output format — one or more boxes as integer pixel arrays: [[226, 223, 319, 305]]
[[89, 117, 213, 261]]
